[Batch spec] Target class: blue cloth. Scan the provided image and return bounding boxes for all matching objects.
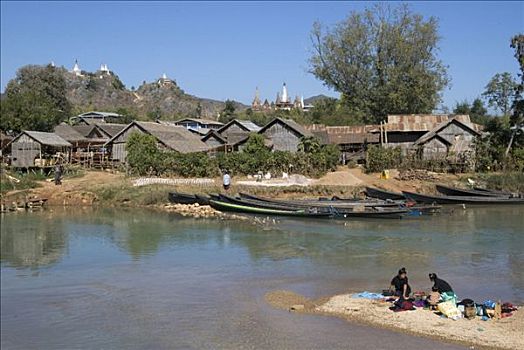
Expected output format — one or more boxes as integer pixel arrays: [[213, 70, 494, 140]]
[[352, 291, 384, 299]]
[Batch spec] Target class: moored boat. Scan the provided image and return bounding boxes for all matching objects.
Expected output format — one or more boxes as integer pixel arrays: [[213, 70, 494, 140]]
[[365, 187, 405, 200], [238, 192, 401, 208], [208, 200, 333, 218], [402, 191, 524, 205], [435, 185, 508, 198], [195, 194, 211, 206], [220, 194, 409, 219], [168, 192, 198, 205]]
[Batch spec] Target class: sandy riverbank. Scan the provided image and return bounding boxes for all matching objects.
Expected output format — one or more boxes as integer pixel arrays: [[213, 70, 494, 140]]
[[265, 290, 523, 350], [2, 166, 463, 208]]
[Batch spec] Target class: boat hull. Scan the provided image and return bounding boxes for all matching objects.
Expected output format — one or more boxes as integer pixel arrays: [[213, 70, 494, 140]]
[[365, 187, 405, 201], [402, 191, 524, 205], [435, 185, 507, 198], [168, 192, 198, 205], [209, 200, 333, 218]]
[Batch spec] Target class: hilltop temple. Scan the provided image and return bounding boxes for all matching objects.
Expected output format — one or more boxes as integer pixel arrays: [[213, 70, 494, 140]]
[[158, 73, 175, 87], [71, 60, 83, 76], [252, 83, 312, 112]]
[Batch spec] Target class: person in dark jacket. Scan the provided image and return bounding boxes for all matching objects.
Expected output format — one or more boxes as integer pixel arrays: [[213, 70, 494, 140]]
[[429, 273, 453, 293], [390, 267, 411, 299]]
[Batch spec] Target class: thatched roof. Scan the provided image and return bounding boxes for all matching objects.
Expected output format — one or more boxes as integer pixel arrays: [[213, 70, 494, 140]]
[[72, 124, 97, 137], [218, 119, 261, 133], [107, 121, 210, 153], [258, 117, 313, 138], [201, 130, 227, 144], [94, 123, 126, 137], [54, 123, 86, 143], [12, 131, 71, 147]]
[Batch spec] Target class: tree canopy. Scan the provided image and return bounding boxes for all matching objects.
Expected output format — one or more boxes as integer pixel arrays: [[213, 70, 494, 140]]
[[309, 4, 449, 123], [482, 72, 517, 117], [0, 65, 72, 132], [453, 98, 489, 125]]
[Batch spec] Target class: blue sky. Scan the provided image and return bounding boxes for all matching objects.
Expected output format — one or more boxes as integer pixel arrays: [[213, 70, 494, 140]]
[[1, 1, 523, 110]]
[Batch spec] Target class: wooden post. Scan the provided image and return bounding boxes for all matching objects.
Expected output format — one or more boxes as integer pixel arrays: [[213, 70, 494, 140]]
[[379, 121, 382, 146], [384, 122, 388, 146]]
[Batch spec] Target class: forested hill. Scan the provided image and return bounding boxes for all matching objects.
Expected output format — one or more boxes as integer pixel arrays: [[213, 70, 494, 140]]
[[26, 65, 247, 120]]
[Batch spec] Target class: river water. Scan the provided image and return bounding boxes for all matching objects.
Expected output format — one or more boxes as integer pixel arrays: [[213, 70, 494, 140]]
[[1, 206, 523, 349]]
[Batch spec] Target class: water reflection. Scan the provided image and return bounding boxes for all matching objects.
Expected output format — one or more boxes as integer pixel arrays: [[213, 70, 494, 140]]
[[1, 213, 67, 268], [1, 206, 523, 301]]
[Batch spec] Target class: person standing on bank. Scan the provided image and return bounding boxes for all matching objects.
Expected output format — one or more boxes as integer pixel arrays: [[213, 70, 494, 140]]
[[222, 170, 231, 191], [390, 267, 411, 299], [54, 163, 63, 185], [429, 273, 454, 293]]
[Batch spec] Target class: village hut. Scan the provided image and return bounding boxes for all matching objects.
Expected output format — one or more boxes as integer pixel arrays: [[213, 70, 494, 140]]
[[411, 117, 481, 161], [104, 121, 210, 162], [376, 114, 482, 152], [69, 111, 124, 125], [306, 124, 380, 162], [173, 118, 224, 131], [8, 131, 71, 168], [257, 117, 313, 152], [216, 119, 261, 145]]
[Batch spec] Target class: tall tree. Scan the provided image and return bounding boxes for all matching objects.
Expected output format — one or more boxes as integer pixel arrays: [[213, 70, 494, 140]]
[[218, 99, 236, 123], [309, 4, 449, 122], [482, 72, 517, 117], [453, 98, 489, 125], [506, 34, 524, 156], [0, 64, 72, 132]]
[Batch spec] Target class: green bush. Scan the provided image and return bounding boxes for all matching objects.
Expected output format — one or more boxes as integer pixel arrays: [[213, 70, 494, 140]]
[[365, 145, 401, 172], [125, 133, 340, 178]]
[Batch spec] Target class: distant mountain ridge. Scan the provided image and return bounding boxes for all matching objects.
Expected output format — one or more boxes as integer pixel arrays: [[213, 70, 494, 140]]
[[304, 94, 335, 105], [52, 66, 247, 120]]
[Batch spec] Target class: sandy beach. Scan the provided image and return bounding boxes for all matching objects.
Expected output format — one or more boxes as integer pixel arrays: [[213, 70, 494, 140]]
[[266, 290, 523, 350]]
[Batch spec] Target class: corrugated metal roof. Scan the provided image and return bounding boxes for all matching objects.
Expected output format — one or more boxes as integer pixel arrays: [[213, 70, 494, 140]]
[[413, 118, 481, 146], [79, 111, 122, 118], [20, 131, 72, 147], [385, 114, 478, 132], [305, 124, 380, 144]]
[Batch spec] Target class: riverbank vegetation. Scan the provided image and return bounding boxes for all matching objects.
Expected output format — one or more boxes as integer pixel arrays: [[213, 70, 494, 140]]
[[126, 133, 340, 178]]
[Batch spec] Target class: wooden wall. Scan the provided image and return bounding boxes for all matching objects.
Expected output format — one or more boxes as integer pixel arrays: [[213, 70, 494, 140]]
[[262, 123, 301, 152]]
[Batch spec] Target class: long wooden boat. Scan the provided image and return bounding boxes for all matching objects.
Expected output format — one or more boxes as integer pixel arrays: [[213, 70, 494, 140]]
[[402, 191, 524, 205], [209, 200, 333, 218], [221, 194, 408, 219], [194, 194, 211, 206], [365, 187, 405, 201], [168, 192, 198, 205], [435, 185, 507, 198], [238, 193, 401, 208], [473, 187, 514, 197]]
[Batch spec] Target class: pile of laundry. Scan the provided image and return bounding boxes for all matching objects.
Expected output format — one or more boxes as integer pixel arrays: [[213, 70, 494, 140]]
[[351, 291, 519, 320]]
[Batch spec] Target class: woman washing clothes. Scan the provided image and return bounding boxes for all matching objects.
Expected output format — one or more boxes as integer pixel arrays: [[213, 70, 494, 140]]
[[390, 267, 411, 300], [429, 272, 456, 304]]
